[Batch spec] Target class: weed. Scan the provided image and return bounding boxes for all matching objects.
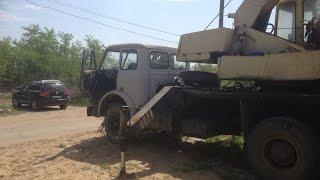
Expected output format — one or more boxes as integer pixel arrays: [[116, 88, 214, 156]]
[[69, 97, 90, 107], [58, 144, 66, 149], [81, 166, 91, 171], [206, 135, 229, 143], [99, 163, 110, 170], [206, 135, 244, 150], [0, 104, 19, 116], [59, 168, 66, 174]]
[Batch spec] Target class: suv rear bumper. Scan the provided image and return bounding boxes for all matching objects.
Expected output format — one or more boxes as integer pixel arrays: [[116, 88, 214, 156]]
[[39, 98, 68, 106]]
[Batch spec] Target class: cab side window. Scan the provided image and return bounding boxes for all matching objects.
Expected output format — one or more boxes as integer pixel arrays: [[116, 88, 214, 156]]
[[121, 50, 138, 70], [150, 51, 169, 69]]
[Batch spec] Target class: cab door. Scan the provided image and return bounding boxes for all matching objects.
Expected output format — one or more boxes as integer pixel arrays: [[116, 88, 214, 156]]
[[116, 49, 148, 107], [148, 51, 175, 97], [79, 50, 97, 92], [19, 83, 30, 103]]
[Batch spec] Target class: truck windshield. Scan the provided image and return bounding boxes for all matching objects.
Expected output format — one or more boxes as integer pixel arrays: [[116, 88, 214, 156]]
[[100, 51, 120, 70], [277, 2, 296, 42]]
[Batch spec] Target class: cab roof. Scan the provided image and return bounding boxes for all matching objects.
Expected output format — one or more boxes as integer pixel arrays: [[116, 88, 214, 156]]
[[107, 43, 176, 52]]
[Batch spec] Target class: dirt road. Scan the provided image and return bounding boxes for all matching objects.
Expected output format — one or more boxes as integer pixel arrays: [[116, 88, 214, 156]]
[[0, 131, 254, 180], [0, 106, 254, 179], [0, 106, 100, 145]]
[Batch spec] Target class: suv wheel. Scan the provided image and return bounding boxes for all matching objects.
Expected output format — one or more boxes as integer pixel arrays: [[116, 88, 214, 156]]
[[31, 99, 40, 111], [59, 104, 68, 110], [247, 117, 317, 180], [12, 97, 21, 108]]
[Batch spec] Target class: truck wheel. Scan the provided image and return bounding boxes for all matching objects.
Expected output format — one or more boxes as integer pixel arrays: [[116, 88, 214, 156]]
[[31, 99, 40, 111], [247, 117, 317, 180], [104, 103, 124, 144]]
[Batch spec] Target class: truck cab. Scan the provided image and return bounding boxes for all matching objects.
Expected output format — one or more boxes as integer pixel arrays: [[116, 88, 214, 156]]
[[80, 43, 189, 140]]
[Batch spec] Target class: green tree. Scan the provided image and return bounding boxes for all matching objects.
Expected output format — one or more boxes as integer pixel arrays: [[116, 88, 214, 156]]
[[193, 63, 217, 73], [0, 24, 105, 88], [84, 35, 104, 66], [0, 37, 13, 80]]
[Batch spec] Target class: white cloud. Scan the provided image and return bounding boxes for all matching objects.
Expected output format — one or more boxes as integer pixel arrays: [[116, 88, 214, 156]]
[[0, 10, 32, 21], [23, 4, 42, 10]]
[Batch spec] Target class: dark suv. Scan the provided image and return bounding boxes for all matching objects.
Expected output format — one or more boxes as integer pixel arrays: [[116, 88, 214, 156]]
[[12, 80, 70, 111]]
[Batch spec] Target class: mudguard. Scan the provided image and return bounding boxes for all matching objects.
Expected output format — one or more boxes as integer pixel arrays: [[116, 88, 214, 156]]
[[97, 90, 137, 117]]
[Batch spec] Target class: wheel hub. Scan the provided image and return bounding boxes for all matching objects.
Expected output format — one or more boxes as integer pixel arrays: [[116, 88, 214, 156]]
[[265, 139, 297, 169]]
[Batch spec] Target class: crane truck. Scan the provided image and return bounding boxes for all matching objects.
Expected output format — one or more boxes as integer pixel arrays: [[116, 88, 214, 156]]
[[81, 0, 320, 179]]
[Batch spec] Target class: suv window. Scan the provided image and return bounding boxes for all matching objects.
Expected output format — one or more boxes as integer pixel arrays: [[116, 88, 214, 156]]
[[150, 51, 169, 69], [170, 54, 186, 70], [29, 84, 40, 90], [22, 84, 29, 91], [121, 50, 138, 70], [41, 83, 66, 91], [101, 51, 120, 70]]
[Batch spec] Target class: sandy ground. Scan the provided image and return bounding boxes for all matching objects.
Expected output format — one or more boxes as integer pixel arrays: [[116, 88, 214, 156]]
[[0, 105, 255, 179], [0, 131, 255, 180], [0, 106, 100, 145]]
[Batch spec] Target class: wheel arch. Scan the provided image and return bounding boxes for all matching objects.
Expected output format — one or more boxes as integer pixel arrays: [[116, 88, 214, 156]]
[[97, 90, 137, 117], [240, 99, 320, 139]]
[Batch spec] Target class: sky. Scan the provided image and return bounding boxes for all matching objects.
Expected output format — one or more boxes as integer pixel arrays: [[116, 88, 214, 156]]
[[0, 0, 245, 48]]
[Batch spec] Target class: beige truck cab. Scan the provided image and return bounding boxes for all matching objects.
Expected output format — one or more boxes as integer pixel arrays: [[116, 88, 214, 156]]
[[80, 43, 189, 142]]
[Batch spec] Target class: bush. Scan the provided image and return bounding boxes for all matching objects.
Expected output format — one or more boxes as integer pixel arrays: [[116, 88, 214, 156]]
[[68, 89, 90, 107]]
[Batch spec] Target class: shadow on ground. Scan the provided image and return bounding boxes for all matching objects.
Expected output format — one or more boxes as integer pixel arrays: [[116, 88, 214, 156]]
[[43, 135, 256, 180], [16, 105, 62, 112], [0, 105, 63, 117]]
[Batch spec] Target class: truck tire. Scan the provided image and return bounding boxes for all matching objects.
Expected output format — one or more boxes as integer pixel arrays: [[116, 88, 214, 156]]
[[247, 117, 317, 180], [178, 71, 219, 89], [104, 103, 142, 144], [104, 103, 123, 143]]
